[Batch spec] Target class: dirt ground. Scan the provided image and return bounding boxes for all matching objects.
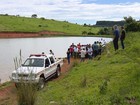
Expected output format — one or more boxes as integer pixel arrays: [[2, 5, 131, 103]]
[[0, 31, 65, 38], [0, 58, 76, 105]]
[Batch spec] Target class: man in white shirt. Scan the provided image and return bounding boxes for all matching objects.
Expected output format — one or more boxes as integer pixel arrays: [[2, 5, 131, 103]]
[[80, 48, 86, 62]]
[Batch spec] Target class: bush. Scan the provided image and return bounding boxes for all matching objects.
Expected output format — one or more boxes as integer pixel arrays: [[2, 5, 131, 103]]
[[14, 50, 37, 105], [82, 31, 87, 35], [124, 16, 140, 32], [87, 32, 95, 35], [97, 27, 110, 35], [17, 82, 37, 105]]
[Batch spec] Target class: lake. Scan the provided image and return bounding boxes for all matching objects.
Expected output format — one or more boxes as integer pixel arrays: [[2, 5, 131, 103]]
[[0, 37, 112, 83]]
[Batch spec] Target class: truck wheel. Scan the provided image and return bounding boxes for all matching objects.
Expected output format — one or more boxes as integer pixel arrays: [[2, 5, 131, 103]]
[[38, 77, 45, 90], [55, 67, 61, 78]]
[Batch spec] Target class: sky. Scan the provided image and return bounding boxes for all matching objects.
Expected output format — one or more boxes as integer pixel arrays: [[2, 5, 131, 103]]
[[0, 0, 140, 25]]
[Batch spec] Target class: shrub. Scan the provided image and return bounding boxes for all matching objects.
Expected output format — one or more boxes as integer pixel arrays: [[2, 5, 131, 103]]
[[82, 31, 87, 35], [14, 50, 37, 105], [124, 16, 140, 32], [17, 82, 37, 105]]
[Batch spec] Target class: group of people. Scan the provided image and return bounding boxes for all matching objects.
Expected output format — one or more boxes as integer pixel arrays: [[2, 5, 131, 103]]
[[66, 41, 104, 64], [66, 25, 126, 64], [113, 25, 126, 51]]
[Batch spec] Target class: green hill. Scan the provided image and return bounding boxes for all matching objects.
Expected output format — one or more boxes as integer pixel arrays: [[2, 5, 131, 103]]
[[0, 15, 100, 35], [36, 32, 140, 105]]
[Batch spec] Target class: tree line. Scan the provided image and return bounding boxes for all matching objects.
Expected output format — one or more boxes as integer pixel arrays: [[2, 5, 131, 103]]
[[96, 16, 140, 35]]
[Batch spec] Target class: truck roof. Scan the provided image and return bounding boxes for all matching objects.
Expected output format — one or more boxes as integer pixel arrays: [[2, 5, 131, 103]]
[[29, 54, 53, 59]]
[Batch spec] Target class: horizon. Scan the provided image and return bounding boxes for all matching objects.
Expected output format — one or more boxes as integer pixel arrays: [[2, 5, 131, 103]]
[[0, 0, 140, 25]]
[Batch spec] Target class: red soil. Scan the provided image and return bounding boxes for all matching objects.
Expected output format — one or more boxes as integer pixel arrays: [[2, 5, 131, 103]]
[[0, 31, 65, 38]]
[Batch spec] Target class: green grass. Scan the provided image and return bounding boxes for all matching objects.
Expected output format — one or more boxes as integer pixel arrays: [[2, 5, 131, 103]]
[[0, 81, 12, 90], [0, 15, 100, 35], [35, 32, 140, 105]]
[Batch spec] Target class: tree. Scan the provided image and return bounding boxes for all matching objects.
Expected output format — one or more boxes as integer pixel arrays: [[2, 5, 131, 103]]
[[31, 14, 37, 18], [97, 27, 110, 35], [83, 23, 87, 26], [124, 16, 135, 24], [82, 31, 87, 35], [124, 16, 140, 32]]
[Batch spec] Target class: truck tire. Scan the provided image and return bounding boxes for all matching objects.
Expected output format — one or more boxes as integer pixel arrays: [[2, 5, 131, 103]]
[[55, 67, 61, 78], [38, 77, 45, 90]]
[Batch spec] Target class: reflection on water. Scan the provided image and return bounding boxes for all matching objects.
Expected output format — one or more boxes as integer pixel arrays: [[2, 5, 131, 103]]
[[0, 37, 112, 83]]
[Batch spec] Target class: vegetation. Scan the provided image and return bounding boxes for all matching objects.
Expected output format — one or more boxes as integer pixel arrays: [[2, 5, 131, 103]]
[[17, 83, 37, 105], [0, 15, 100, 35], [14, 50, 37, 105], [97, 27, 112, 35], [0, 81, 12, 90], [34, 32, 140, 105], [97, 16, 140, 35], [124, 16, 140, 32]]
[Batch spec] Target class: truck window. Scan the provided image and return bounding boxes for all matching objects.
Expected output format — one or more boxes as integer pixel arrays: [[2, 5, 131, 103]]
[[45, 58, 50, 67], [23, 58, 44, 67], [49, 57, 55, 64]]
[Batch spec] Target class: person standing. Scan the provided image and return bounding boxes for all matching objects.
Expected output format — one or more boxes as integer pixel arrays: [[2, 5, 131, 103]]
[[92, 41, 98, 57], [87, 45, 93, 59], [66, 48, 71, 64], [73, 46, 78, 59], [49, 49, 54, 55], [113, 25, 120, 51], [120, 26, 126, 49], [80, 48, 86, 62]]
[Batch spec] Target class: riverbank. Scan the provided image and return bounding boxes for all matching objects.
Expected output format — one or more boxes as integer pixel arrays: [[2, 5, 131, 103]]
[[0, 31, 65, 38], [0, 31, 111, 38]]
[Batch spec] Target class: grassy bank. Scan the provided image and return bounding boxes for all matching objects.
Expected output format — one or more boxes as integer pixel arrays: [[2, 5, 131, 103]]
[[0, 15, 100, 35], [36, 32, 140, 105]]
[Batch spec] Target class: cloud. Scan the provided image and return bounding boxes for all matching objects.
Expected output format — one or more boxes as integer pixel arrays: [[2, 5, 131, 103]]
[[0, 0, 140, 24]]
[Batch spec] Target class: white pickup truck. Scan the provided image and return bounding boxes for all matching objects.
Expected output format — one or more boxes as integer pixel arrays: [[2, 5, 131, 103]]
[[11, 54, 63, 89]]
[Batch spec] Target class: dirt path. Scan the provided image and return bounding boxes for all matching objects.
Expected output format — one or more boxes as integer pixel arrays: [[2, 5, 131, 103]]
[[0, 58, 76, 105]]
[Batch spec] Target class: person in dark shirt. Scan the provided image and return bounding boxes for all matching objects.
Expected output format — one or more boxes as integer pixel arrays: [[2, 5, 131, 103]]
[[49, 50, 54, 55], [120, 26, 126, 49], [113, 25, 120, 51], [66, 48, 71, 64]]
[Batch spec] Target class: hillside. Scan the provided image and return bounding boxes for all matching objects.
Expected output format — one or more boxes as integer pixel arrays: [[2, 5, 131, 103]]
[[36, 32, 140, 105], [0, 15, 100, 36]]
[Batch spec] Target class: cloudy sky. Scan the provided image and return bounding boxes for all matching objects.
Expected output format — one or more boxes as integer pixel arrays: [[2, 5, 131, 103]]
[[0, 0, 140, 24]]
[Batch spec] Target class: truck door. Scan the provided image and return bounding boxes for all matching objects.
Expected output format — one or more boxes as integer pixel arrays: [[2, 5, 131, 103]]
[[44, 58, 51, 78], [49, 56, 56, 74], [44, 57, 56, 78]]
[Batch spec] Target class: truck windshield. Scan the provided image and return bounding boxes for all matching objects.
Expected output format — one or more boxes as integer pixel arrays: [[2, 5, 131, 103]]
[[23, 58, 44, 67]]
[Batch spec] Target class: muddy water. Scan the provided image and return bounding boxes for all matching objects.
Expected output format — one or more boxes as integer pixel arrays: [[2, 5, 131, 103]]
[[0, 37, 112, 83]]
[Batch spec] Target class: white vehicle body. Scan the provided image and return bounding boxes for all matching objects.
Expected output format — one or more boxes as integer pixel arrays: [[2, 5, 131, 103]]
[[11, 54, 63, 88]]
